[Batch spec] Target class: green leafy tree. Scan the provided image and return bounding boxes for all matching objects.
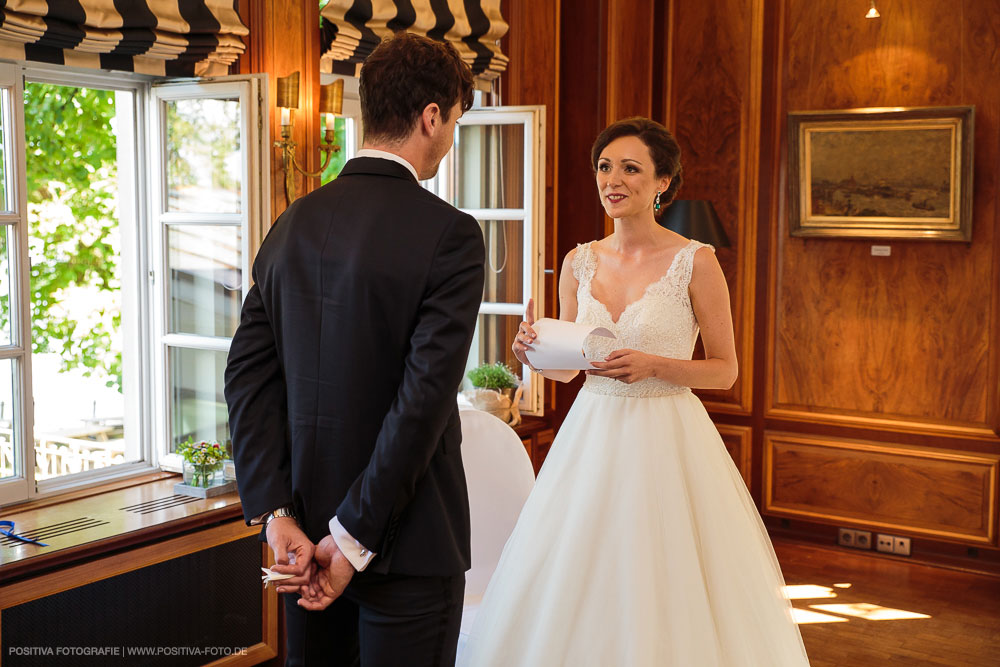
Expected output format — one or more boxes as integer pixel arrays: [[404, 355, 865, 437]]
[[23, 83, 122, 391]]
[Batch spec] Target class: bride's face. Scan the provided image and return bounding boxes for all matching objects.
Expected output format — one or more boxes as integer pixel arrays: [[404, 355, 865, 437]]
[[596, 135, 670, 220]]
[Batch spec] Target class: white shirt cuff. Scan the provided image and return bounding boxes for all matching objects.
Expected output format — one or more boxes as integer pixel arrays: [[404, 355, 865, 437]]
[[329, 516, 376, 572]]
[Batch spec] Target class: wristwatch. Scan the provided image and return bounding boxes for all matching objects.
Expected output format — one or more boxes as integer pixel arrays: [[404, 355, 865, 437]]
[[264, 506, 296, 528]]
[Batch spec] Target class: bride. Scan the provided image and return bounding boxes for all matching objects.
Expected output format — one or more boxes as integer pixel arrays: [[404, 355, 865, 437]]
[[460, 117, 809, 666]]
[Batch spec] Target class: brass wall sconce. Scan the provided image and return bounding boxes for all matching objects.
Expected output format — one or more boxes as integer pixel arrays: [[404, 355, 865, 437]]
[[865, 0, 880, 19], [275, 71, 344, 204]]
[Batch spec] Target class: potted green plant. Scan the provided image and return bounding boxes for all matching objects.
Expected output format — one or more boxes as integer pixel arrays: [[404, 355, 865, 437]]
[[464, 362, 523, 425]]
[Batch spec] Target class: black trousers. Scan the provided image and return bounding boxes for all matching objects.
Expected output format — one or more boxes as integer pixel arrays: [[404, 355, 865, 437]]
[[284, 571, 465, 667]]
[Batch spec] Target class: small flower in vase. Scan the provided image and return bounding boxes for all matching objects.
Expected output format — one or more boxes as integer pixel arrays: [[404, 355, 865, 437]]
[[177, 437, 226, 488]]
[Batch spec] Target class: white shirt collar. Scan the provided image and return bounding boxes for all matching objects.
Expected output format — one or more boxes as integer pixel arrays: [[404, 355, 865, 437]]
[[355, 148, 419, 181]]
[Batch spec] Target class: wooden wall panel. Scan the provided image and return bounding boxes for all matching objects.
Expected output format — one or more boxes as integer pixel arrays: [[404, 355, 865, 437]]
[[767, 0, 1000, 437], [604, 0, 655, 123], [500, 0, 561, 408], [550, 0, 607, 426], [764, 432, 999, 545], [718, 423, 752, 487], [238, 0, 322, 225], [668, 0, 764, 415]]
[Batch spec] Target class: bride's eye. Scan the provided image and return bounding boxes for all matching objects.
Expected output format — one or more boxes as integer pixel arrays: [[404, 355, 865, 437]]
[[598, 163, 611, 172]]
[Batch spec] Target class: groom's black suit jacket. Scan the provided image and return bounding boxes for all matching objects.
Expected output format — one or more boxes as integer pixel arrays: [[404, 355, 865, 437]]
[[225, 157, 485, 576]]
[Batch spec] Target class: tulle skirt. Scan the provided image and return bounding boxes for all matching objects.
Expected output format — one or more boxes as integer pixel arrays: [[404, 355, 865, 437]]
[[460, 388, 809, 666]]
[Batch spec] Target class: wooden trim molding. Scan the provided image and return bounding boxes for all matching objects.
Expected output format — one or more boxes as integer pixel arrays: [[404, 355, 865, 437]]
[[765, 407, 1000, 442], [763, 431, 1000, 546]]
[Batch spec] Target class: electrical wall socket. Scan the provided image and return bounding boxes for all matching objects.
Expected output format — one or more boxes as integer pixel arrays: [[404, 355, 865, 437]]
[[838, 528, 872, 549], [876, 534, 895, 553], [893, 536, 911, 556], [875, 533, 913, 556]]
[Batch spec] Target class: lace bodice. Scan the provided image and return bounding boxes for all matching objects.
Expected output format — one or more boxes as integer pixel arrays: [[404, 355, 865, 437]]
[[573, 239, 713, 398]]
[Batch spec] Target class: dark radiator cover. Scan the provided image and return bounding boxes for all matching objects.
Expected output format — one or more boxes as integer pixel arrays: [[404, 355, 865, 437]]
[[3, 535, 262, 666]]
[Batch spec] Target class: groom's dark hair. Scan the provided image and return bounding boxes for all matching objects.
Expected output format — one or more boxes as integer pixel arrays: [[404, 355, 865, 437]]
[[360, 32, 475, 145], [591, 117, 684, 217]]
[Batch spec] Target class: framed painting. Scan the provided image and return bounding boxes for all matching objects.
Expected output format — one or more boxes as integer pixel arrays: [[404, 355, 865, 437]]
[[788, 106, 974, 241]]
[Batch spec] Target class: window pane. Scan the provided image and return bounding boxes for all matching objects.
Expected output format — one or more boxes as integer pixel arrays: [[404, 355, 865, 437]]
[[0, 225, 11, 345], [166, 97, 242, 213], [25, 82, 140, 481], [456, 123, 525, 209], [0, 358, 15, 480], [473, 314, 523, 378], [170, 347, 230, 450], [167, 225, 242, 337], [480, 219, 524, 303], [320, 116, 355, 185]]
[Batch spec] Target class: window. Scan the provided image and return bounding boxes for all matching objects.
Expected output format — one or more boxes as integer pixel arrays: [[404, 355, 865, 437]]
[[426, 107, 546, 415], [0, 65, 267, 505]]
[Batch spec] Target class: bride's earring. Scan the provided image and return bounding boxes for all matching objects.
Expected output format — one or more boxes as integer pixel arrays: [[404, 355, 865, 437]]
[[654, 191, 662, 212]]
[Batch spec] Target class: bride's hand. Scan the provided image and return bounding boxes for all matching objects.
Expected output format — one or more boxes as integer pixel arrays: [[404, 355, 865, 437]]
[[512, 298, 539, 370], [587, 349, 658, 384]]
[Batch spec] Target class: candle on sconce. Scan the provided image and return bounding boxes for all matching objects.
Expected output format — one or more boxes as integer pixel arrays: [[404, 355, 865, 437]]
[[319, 78, 344, 136], [280, 107, 291, 127]]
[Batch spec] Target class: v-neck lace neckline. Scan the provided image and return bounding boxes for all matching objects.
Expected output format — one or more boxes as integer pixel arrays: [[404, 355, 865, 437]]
[[586, 240, 694, 326]]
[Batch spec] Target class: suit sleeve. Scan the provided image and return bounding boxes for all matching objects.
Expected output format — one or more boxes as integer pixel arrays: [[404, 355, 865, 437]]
[[334, 212, 485, 550], [224, 277, 293, 524]]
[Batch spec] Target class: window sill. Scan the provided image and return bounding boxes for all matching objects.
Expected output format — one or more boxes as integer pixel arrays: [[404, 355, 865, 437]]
[[0, 474, 244, 584]]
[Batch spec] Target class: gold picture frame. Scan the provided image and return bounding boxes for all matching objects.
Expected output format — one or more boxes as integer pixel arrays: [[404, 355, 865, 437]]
[[788, 106, 974, 241]]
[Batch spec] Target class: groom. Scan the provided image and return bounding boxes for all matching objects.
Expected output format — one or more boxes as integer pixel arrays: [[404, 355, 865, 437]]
[[225, 33, 484, 666]]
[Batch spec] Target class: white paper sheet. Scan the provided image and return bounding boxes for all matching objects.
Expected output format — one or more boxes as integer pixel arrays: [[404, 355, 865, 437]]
[[524, 318, 615, 370]]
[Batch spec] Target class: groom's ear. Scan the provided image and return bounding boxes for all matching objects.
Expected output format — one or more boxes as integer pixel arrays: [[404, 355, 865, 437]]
[[420, 103, 441, 136]]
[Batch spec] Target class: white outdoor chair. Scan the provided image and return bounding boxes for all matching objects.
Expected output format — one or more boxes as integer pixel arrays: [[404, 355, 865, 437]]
[[456, 407, 536, 661]]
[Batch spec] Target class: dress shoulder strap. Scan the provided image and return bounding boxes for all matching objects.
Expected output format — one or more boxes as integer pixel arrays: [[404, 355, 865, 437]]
[[676, 240, 715, 289], [572, 241, 598, 284]]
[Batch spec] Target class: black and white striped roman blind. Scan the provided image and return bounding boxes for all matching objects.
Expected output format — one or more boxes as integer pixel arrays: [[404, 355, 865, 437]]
[[320, 0, 508, 90], [0, 0, 248, 77]]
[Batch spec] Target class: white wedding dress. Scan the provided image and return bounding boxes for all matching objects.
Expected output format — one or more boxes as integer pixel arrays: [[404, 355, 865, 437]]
[[460, 240, 809, 666]]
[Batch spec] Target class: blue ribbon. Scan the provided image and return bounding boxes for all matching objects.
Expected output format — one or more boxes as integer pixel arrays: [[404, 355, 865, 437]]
[[0, 520, 48, 547]]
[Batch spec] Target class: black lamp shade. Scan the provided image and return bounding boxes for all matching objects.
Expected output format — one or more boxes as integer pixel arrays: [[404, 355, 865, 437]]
[[658, 200, 730, 248]]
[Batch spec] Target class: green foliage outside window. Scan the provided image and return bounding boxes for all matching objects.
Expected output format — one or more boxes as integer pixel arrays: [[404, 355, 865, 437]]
[[321, 116, 350, 185], [23, 83, 122, 391]]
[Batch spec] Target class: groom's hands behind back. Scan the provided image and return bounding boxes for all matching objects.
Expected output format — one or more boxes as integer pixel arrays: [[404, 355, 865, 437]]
[[297, 535, 355, 611], [266, 517, 316, 594]]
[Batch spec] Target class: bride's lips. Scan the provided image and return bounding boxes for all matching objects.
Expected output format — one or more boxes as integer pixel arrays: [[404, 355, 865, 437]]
[[605, 193, 627, 203]]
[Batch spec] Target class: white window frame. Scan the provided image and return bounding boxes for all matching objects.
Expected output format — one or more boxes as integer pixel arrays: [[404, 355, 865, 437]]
[[429, 106, 546, 416], [149, 75, 268, 468], [0, 65, 268, 507]]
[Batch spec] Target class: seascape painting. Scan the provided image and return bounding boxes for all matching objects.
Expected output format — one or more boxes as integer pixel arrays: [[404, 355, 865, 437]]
[[807, 126, 952, 220], [787, 106, 974, 241]]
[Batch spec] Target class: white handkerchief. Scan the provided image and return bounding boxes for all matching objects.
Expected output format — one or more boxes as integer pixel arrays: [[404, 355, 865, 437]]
[[261, 567, 295, 587], [525, 318, 615, 370]]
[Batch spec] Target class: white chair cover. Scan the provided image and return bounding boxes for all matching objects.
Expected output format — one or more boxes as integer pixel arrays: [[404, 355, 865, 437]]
[[457, 407, 535, 658]]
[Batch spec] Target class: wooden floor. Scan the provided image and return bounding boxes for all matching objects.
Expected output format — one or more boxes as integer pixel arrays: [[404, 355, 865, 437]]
[[774, 540, 1000, 666]]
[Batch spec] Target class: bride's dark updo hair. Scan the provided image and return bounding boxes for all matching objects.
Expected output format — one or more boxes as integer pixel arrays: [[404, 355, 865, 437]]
[[591, 117, 683, 217]]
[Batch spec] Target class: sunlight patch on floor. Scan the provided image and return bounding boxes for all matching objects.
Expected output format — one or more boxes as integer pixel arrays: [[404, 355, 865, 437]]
[[783, 584, 837, 600], [791, 608, 849, 624], [810, 603, 931, 621]]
